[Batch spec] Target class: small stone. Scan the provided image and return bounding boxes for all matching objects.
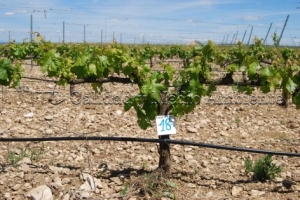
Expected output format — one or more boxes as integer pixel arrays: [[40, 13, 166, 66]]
[[24, 112, 34, 118], [215, 111, 223, 117], [116, 110, 122, 115], [251, 190, 265, 196], [80, 191, 91, 198], [220, 131, 229, 137], [206, 191, 213, 197], [45, 129, 53, 135], [187, 183, 196, 188], [80, 180, 94, 191], [4, 192, 11, 199], [26, 185, 53, 200], [110, 177, 123, 185], [44, 116, 53, 121], [12, 183, 22, 191], [62, 178, 71, 185], [220, 156, 229, 163], [232, 186, 243, 196], [187, 127, 197, 133], [184, 154, 193, 160], [17, 157, 31, 165], [63, 193, 70, 200], [201, 160, 209, 168], [274, 177, 284, 183], [19, 163, 30, 172]]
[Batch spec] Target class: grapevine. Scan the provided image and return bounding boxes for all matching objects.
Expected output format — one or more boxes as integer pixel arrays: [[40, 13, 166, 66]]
[[0, 36, 300, 175]]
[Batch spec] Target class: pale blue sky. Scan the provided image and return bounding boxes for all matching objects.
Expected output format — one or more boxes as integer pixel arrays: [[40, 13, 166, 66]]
[[0, 0, 299, 45]]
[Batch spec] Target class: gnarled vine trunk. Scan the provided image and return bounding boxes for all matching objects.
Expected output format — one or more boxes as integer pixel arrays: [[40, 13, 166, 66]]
[[158, 92, 171, 177]]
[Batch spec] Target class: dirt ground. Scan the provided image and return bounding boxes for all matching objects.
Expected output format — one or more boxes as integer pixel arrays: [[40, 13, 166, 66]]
[[0, 60, 300, 200]]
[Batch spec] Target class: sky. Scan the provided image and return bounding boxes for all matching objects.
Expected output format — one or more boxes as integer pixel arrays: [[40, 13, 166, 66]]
[[0, 0, 299, 46]]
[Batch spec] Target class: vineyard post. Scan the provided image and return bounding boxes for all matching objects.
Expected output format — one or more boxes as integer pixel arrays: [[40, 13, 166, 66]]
[[241, 30, 247, 44], [235, 31, 238, 44], [63, 21, 65, 43], [247, 26, 253, 46], [230, 34, 235, 45], [277, 15, 290, 47], [30, 15, 33, 42], [225, 35, 229, 44], [264, 23, 273, 45], [84, 25, 86, 43]]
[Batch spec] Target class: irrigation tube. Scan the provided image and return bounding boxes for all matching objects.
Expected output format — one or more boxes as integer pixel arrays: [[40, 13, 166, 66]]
[[1, 136, 300, 157]]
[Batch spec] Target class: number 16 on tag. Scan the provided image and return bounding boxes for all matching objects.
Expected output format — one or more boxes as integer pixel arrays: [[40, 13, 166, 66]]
[[155, 115, 176, 136]]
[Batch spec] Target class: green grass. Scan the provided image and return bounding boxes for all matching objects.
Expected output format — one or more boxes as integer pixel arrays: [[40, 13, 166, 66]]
[[244, 154, 282, 182], [6, 145, 45, 167]]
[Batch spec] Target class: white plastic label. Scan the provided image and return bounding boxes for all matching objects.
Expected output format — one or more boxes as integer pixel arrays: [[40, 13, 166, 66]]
[[155, 115, 176, 136]]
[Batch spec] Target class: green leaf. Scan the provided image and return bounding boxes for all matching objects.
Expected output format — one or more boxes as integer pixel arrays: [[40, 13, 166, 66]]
[[74, 54, 86, 66], [226, 64, 238, 72], [260, 83, 271, 93], [124, 98, 134, 111], [260, 67, 272, 78], [284, 78, 297, 94], [88, 63, 97, 76], [91, 83, 103, 93], [247, 62, 259, 80], [167, 181, 177, 189], [292, 91, 300, 109], [0, 68, 8, 81]]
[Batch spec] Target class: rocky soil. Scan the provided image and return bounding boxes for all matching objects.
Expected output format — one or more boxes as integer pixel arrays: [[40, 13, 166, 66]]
[[0, 61, 300, 200]]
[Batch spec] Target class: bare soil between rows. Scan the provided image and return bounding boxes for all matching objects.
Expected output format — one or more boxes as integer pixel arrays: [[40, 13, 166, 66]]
[[0, 61, 300, 200]]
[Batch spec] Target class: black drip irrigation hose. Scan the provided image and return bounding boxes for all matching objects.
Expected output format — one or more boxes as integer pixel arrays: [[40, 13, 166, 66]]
[[1, 136, 300, 157]]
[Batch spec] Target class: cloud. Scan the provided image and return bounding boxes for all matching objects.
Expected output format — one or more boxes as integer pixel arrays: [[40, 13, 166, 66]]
[[5, 12, 15, 16], [14, 10, 27, 13], [243, 16, 265, 21]]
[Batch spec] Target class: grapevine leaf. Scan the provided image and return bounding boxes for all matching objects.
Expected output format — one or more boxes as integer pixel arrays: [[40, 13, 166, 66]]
[[247, 62, 259, 80], [91, 83, 103, 93], [284, 78, 297, 94], [74, 54, 86, 66], [57, 78, 68, 86], [124, 101, 133, 111], [0, 59, 14, 85], [239, 65, 247, 72], [260, 83, 271, 93], [226, 64, 238, 72], [260, 67, 272, 78], [236, 85, 254, 95], [206, 83, 217, 96], [292, 91, 300, 109], [88, 63, 97, 76], [0, 68, 8, 81]]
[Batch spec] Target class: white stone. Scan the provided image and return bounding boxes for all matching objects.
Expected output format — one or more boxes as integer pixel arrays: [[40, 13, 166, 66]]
[[187, 127, 197, 133], [24, 112, 34, 118], [26, 185, 53, 200], [116, 110, 122, 115], [232, 186, 243, 196], [251, 190, 265, 196]]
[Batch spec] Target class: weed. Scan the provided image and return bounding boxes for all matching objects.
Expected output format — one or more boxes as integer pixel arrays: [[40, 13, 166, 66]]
[[234, 117, 241, 127], [126, 170, 177, 199], [120, 184, 129, 196], [6, 145, 45, 167], [244, 154, 282, 182], [142, 162, 149, 171]]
